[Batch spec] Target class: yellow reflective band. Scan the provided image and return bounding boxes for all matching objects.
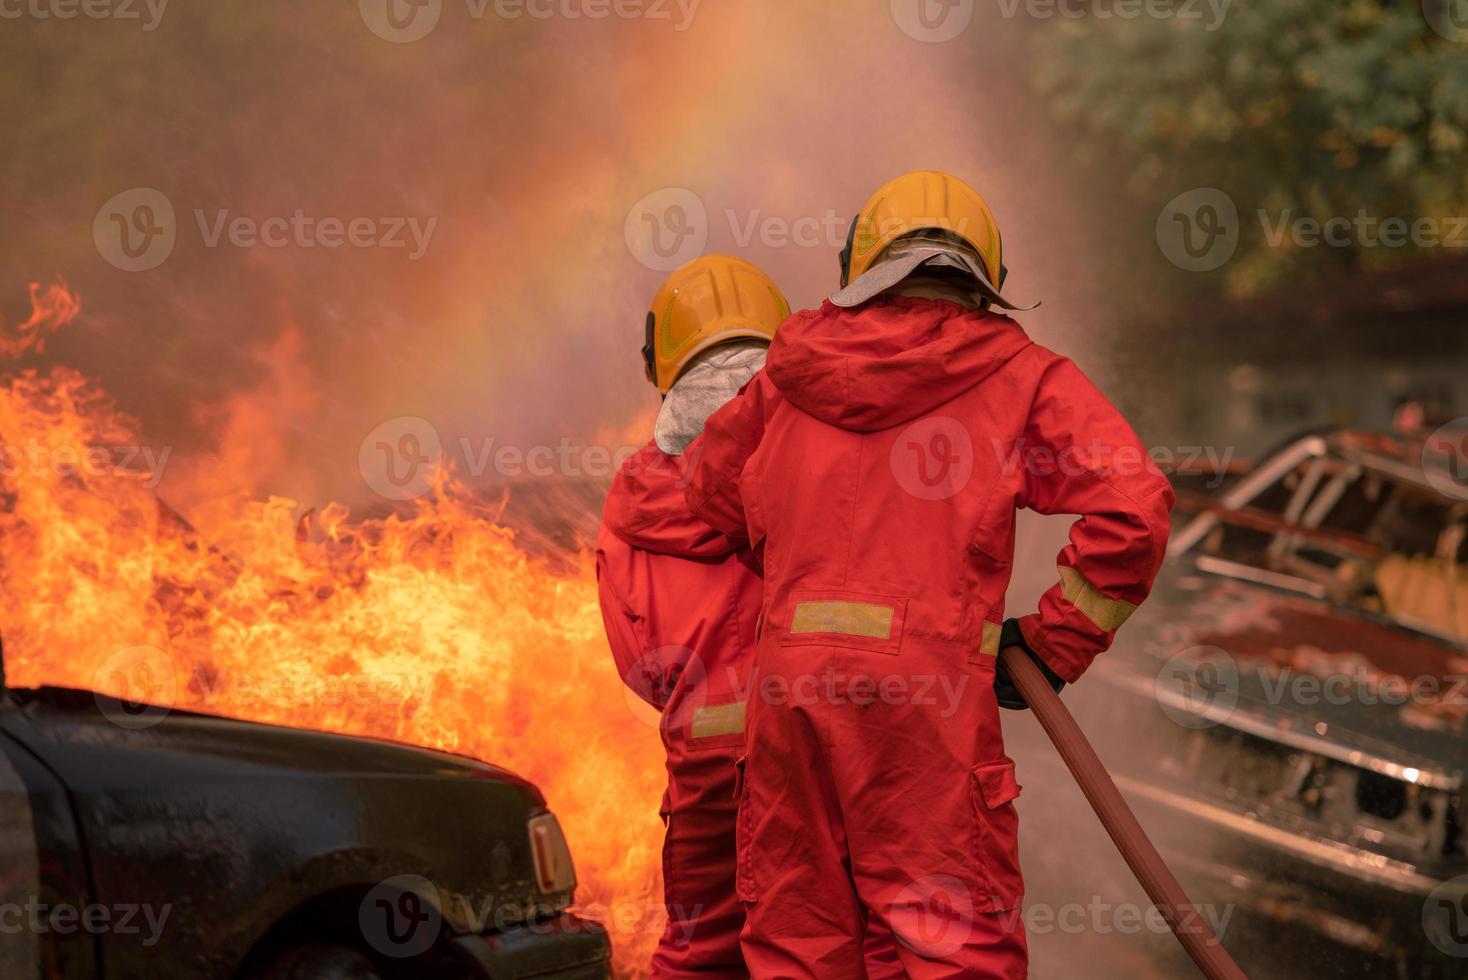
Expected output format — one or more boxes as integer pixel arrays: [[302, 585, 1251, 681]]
[[1058, 566, 1137, 632], [980, 620, 1001, 656], [691, 701, 747, 739], [790, 600, 895, 640]]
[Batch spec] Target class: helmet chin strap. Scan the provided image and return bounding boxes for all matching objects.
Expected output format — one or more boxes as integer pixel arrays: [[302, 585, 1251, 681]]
[[839, 213, 860, 287], [641, 311, 658, 386]]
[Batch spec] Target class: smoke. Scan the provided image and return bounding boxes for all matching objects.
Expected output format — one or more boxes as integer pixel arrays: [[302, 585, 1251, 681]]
[[4, 7, 1204, 974], [5, 1, 1132, 513]]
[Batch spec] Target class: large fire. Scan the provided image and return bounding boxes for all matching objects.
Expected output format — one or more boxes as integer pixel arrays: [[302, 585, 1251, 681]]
[[0, 281, 667, 976]]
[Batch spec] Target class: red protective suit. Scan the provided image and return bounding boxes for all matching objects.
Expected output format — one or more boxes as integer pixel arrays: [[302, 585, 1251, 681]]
[[685, 297, 1175, 979], [597, 441, 905, 979]]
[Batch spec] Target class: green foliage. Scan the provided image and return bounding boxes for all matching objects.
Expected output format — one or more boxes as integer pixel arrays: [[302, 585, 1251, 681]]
[[1034, 0, 1468, 295]]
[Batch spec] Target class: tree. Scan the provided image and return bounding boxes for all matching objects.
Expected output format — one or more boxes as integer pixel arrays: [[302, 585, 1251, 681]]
[[1034, 0, 1468, 297]]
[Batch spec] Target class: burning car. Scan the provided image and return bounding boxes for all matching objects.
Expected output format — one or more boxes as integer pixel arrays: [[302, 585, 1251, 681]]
[[0, 656, 613, 980], [0, 281, 664, 979], [1079, 429, 1468, 976]]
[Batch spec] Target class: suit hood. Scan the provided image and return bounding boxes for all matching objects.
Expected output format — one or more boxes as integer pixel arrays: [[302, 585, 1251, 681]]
[[603, 440, 737, 558], [765, 297, 1033, 431]]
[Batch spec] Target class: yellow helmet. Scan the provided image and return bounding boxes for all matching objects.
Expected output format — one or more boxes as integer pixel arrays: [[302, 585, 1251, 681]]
[[836, 171, 1023, 310], [642, 254, 790, 394]]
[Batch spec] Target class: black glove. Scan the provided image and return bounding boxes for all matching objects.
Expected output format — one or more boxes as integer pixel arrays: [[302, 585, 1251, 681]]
[[993, 618, 1066, 711]]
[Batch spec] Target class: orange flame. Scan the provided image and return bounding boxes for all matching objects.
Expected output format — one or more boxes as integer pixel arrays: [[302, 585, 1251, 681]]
[[0, 278, 80, 358], [0, 283, 666, 976]]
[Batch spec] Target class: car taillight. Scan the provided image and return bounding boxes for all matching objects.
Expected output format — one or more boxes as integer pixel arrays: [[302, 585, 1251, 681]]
[[528, 812, 576, 894]]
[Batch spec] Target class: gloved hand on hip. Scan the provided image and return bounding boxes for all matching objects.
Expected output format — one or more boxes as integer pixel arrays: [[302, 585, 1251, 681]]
[[994, 618, 1066, 710]]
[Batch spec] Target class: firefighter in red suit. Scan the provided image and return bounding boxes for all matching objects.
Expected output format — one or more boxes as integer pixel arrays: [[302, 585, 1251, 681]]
[[684, 173, 1175, 979], [597, 255, 903, 978]]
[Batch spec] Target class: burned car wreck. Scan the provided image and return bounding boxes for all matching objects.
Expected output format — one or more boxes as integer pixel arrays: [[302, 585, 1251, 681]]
[[1081, 430, 1468, 976], [0, 663, 612, 980]]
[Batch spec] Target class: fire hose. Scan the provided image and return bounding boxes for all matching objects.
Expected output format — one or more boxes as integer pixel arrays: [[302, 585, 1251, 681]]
[[997, 646, 1248, 980]]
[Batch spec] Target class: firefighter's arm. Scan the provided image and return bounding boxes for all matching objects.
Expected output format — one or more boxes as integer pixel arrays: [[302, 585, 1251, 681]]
[[593, 539, 663, 709], [683, 374, 769, 541], [1014, 357, 1175, 683]]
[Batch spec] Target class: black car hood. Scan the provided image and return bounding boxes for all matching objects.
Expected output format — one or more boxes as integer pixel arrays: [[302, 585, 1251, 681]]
[[2, 685, 541, 800], [0, 684, 568, 979]]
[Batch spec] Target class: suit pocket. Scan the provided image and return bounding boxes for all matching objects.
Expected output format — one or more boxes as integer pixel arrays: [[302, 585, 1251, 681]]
[[969, 758, 1024, 911]]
